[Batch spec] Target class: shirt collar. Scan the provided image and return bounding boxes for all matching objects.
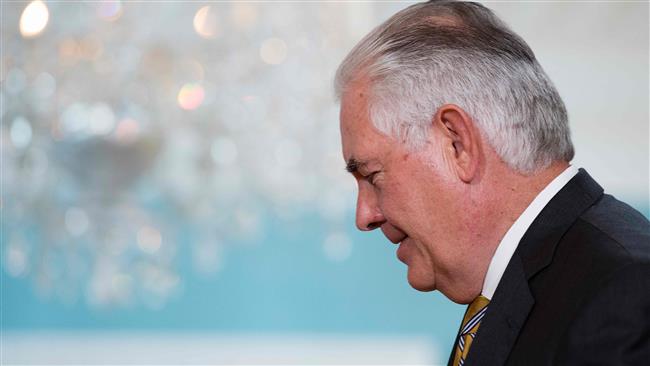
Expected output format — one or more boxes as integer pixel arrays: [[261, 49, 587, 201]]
[[480, 165, 579, 300]]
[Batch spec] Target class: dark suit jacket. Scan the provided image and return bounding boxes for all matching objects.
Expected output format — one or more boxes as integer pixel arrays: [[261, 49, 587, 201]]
[[448, 169, 650, 365]]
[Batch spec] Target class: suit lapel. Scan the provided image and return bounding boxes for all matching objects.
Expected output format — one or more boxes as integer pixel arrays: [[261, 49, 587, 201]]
[[461, 252, 534, 366], [515, 169, 604, 279], [457, 169, 604, 366]]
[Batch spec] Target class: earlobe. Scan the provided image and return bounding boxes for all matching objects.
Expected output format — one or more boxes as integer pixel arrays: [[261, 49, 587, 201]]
[[434, 104, 480, 183]]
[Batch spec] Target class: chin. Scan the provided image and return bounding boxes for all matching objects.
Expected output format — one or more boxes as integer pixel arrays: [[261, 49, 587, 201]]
[[438, 286, 478, 305], [406, 269, 437, 292]]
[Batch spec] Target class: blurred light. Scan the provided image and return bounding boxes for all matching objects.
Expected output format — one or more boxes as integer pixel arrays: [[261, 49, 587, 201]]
[[5, 68, 27, 94], [137, 226, 162, 254], [212, 167, 243, 198], [0, 91, 5, 118], [260, 38, 288, 65], [61, 103, 89, 136], [124, 83, 149, 107], [10, 117, 33, 150], [138, 263, 179, 301], [21, 148, 49, 194], [111, 273, 132, 298], [103, 226, 129, 256], [114, 118, 140, 144], [318, 190, 350, 221], [274, 138, 302, 167], [20, 1, 49, 38], [193, 6, 219, 39], [211, 137, 238, 166], [97, 0, 123, 21], [0, 59, 6, 82], [235, 208, 260, 236], [242, 95, 257, 103], [323, 232, 352, 262], [65, 207, 90, 237], [119, 46, 141, 73], [79, 36, 104, 60], [88, 260, 128, 306], [32, 72, 56, 99], [193, 241, 222, 274], [93, 54, 115, 75], [88, 102, 116, 135], [5, 241, 29, 277], [177, 83, 205, 110], [88, 274, 110, 306], [231, 3, 258, 30], [58, 39, 80, 64], [179, 59, 205, 82]]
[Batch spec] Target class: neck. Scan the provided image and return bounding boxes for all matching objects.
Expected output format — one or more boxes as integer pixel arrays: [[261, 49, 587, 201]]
[[459, 161, 570, 302], [493, 161, 569, 223]]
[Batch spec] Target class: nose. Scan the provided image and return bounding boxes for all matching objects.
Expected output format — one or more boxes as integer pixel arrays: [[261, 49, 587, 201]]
[[355, 185, 386, 231]]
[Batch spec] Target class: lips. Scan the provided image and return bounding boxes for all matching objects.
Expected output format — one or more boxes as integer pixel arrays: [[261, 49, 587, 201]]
[[380, 223, 407, 244], [396, 237, 410, 263]]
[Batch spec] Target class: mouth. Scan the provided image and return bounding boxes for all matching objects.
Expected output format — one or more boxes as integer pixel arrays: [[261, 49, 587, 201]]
[[380, 224, 407, 244], [396, 237, 410, 263]]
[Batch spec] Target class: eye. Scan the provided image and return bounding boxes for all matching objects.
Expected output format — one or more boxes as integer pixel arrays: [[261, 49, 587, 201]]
[[367, 172, 380, 187]]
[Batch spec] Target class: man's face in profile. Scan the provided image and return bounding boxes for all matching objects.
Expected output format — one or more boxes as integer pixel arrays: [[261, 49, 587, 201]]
[[339, 79, 473, 300]]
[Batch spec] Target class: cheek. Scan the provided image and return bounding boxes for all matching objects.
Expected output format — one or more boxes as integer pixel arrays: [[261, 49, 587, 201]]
[[379, 175, 416, 206], [411, 238, 436, 267], [375, 186, 412, 226]]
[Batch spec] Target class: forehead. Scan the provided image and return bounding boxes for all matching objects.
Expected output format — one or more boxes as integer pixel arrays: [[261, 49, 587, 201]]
[[339, 80, 371, 133], [339, 81, 392, 162]]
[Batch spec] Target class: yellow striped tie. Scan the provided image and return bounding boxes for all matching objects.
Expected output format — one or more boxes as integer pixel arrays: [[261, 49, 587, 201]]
[[453, 295, 490, 366]]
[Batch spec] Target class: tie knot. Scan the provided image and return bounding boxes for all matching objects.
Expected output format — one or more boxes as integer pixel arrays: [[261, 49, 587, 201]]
[[452, 295, 492, 366], [461, 295, 490, 333], [469, 295, 490, 314]]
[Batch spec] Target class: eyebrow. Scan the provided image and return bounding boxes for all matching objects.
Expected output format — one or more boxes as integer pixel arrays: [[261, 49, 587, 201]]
[[345, 157, 365, 174]]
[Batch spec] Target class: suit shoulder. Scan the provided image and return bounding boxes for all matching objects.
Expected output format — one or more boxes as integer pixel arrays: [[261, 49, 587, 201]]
[[576, 194, 650, 264], [554, 260, 650, 365]]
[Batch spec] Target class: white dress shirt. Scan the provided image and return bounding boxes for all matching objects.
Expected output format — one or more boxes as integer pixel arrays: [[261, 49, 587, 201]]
[[481, 165, 580, 300]]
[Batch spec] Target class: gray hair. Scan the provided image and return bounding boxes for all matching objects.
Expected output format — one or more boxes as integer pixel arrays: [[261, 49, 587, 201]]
[[335, 0, 574, 174]]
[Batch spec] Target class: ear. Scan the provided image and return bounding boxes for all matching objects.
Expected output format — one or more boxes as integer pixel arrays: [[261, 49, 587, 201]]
[[433, 104, 481, 183]]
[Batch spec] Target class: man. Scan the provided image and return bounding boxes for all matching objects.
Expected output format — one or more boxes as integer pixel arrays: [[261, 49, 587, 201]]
[[335, 1, 649, 365]]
